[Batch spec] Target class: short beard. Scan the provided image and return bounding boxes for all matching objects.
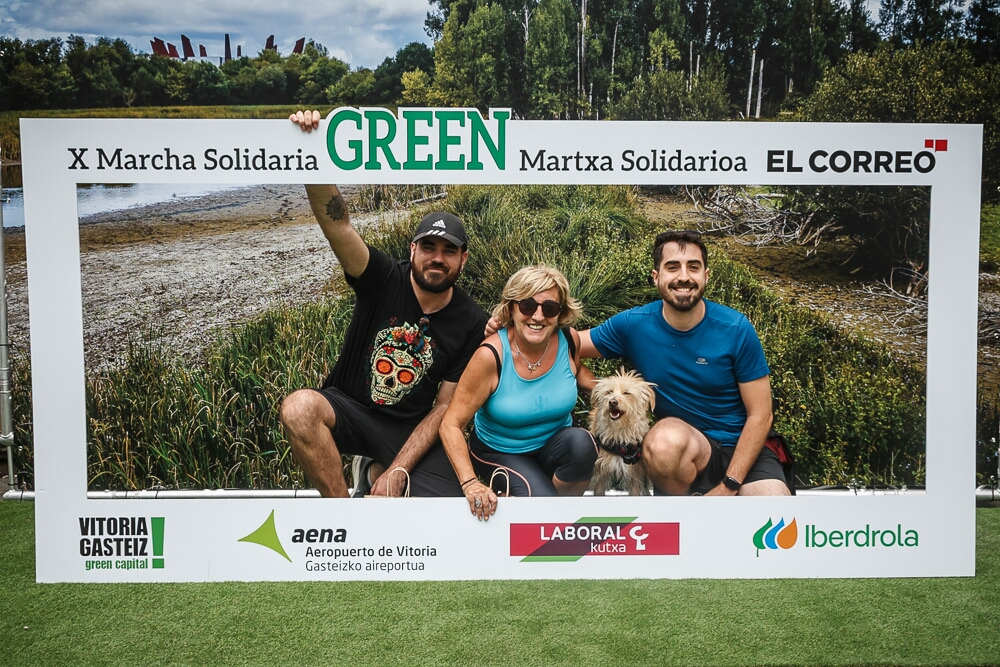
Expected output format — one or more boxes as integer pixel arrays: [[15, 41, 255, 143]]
[[662, 282, 704, 312], [412, 266, 459, 294]]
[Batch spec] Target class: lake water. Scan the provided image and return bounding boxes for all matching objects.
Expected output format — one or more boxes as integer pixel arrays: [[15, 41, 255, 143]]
[[1, 182, 253, 228]]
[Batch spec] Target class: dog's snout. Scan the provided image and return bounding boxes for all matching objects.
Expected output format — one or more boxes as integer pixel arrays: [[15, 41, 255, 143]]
[[609, 399, 618, 409]]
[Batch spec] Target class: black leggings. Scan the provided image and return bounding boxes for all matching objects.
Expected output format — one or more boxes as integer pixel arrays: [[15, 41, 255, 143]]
[[469, 427, 598, 497]]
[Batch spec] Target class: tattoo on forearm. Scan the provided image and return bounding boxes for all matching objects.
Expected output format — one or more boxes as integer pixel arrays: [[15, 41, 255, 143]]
[[325, 196, 345, 221]]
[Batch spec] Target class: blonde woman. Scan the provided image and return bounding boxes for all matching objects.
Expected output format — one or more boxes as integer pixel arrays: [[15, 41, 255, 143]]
[[440, 265, 598, 520]]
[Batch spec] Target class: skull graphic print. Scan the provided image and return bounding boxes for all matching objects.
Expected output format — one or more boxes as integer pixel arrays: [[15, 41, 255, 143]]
[[369, 320, 435, 405]]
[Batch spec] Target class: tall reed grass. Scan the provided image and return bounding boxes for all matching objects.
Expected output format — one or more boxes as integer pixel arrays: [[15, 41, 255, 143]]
[[10, 185, 927, 490]]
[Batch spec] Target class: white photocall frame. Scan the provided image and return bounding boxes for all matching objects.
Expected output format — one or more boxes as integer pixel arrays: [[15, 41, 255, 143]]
[[21, 113, 982, 582]]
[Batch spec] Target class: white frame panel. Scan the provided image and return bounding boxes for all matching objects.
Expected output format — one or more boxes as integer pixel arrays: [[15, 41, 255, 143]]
[[20, 113, 981, 582]]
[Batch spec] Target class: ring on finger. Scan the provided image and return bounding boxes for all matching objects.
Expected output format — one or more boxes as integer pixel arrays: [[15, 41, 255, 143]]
[[474, 497, 483, 508]]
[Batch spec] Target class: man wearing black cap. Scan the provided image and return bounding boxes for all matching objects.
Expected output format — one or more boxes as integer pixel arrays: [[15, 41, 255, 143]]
[[279, 146, 487, 496]]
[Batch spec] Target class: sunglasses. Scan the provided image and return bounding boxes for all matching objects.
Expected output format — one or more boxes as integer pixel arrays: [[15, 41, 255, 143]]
[[515, 298, 562, 318]]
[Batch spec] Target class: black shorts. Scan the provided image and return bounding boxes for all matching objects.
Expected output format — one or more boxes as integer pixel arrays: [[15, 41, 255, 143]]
[[468, 427, 598, 497], [313, 386, 462, 497], [653, 435, 787, 496]]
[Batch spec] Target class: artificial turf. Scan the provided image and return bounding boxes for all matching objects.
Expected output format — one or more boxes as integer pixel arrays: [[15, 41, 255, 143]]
[[2, 502, 998, 666]]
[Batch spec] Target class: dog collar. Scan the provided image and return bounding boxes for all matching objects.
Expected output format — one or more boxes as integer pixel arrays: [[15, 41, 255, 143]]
[[595, 436, 643, 465]]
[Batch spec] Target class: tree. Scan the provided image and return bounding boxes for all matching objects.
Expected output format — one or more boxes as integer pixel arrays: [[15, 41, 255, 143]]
[[401, 68, 434, 104], [612, 59, 729, 119], [965, 0, 1000, 63], [327, 68, 376, 106], [526, 0, 577, 117], [371, 42, 435, 104], [778, 0, 848, 98], [184, 60, 231, 104], [844, 0, 880, 53], [297, 54, 349, 104], [430, 2, 521, 109]]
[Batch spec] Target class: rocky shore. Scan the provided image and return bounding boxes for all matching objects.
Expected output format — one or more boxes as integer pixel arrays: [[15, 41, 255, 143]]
[[3, 184, 386, 371]]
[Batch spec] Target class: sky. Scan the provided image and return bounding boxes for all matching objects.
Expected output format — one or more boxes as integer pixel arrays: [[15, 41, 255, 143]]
[[0, 0, 434, 69]]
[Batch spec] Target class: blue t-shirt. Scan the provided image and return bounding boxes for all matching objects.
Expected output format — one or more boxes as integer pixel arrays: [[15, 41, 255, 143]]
[[473, 328, 576, 454], [589, 300, 769, 445]]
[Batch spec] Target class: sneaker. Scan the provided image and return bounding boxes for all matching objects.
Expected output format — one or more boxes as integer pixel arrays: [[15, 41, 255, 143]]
[[350, 456, 385, 497]]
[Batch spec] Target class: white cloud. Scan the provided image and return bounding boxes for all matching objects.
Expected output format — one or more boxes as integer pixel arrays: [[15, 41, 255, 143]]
[[0, 0, 432, 68]]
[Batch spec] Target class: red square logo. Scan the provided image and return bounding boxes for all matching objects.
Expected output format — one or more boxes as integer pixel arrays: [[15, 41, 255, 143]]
[[935, 139, 948, 152], [925, 139, 935, 148]]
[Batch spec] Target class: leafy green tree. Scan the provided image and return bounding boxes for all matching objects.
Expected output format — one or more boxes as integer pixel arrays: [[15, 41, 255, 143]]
[[902, 0, 965, 42], [220, 57, 258, 103], [778, 0, 848, 98], [430, 2, 521, 109], [844, 0, 880, 52], [965, 0, 1000, 63], [327, 68, 376, 106], [401, 68, 434, 104], [184, 60, 231, 104], [526, 0, 578, 117], [612, 59, 729, 119], [878, 0, 907, 44], [297, 53, 349, 105], [372, 42, 435, 104]]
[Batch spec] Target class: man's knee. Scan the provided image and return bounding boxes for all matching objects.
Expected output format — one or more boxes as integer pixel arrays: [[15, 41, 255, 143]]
[[280, 389, 335, 435], [643, 418, 702, 467], [739, 478, 791, 496]]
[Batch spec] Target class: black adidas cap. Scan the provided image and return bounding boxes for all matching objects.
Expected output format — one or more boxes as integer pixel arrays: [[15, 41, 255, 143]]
[[412, 212, 468, 248]]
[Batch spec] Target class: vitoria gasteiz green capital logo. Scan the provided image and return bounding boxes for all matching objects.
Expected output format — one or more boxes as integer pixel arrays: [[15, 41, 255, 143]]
[[79, 515, 165, 571], [324, 107, 510, 172]]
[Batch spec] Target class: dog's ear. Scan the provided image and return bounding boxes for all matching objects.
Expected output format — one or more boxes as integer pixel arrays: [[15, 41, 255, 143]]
[[646, 383, 656, 412]]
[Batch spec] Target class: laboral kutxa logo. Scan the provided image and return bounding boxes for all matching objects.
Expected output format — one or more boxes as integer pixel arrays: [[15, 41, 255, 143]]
[[510, 517, 679, 562], [766, 138, 948, 174], [79, 515, 165, 571]]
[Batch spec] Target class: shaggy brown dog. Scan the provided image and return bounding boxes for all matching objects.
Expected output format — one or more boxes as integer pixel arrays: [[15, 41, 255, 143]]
[[588, 369, 656, 496]]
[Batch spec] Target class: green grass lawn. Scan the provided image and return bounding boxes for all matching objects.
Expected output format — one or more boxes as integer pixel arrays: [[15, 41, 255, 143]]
[[2, 502, 998, 666]]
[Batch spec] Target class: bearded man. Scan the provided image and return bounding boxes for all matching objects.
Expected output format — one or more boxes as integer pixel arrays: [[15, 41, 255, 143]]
[[280, 111, 487, 497], [579, 230, 790, 496]]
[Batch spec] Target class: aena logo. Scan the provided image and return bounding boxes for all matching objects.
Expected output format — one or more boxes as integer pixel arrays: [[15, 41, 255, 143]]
[[753, 517, 798, 556], [239, 510, 291, 562]]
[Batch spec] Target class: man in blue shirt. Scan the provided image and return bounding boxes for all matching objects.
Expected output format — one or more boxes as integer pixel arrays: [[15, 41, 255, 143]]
[[581, 230, 789, 496]]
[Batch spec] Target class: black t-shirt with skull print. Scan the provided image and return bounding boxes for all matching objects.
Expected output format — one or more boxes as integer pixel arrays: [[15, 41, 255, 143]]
[[322, 245, 488, 423]]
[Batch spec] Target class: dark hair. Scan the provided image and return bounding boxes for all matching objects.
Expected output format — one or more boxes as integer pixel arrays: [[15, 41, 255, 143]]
[[652, 230, 708, 268]]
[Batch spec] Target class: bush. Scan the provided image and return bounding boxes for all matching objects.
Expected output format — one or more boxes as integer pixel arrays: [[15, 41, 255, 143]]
[[612, 63, 731, 121]]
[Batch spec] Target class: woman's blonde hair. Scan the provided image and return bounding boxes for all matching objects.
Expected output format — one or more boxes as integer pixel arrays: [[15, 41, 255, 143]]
[[490, 264, 583, 328]]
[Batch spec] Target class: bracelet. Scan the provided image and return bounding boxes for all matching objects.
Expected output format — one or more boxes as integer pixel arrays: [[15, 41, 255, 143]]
[[460, 478, 478, 489]]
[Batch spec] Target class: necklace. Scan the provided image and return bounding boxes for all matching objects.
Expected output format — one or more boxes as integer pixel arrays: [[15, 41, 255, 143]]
[[512, 334, 550, 373]]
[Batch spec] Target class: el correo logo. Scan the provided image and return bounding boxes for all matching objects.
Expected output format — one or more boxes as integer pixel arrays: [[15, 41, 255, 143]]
[[766, 139, 947, 174], [325, 107, 509, 171], [510, 517, 679, 562]]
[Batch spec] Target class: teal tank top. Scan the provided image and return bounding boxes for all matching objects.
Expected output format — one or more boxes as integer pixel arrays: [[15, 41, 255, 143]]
[[473, 327, 577, 454]]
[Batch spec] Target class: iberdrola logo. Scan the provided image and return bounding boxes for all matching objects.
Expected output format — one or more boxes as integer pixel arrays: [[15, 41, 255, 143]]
[[754, 517, 798, 556]]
